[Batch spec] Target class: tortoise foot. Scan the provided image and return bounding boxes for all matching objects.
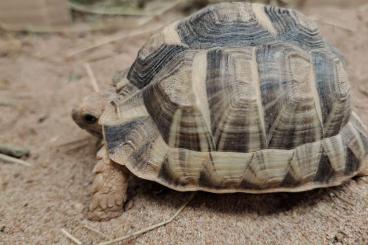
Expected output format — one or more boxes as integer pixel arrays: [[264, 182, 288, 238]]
[[87, 147, 130, 221]]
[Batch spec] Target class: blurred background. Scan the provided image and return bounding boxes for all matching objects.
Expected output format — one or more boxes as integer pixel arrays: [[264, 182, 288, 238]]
[[1, 1, 368, 244]]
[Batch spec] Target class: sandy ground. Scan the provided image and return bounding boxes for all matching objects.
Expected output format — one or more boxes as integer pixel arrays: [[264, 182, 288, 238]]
[[1, 2, 368, 245]]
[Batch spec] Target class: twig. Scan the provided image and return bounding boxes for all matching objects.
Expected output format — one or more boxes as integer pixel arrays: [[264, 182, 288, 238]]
[[65, 26, 158, 59], [310, 16, 356, 33], [69, 0, 153, 16], [84, 63, 100, 92], [0, 145, 30, 158], [0, 153, 32, 167], [0, 102, 15, 107], [64, 143, 90, 154], [53, 137, 91, 153], [56, 138, 90, 148], [0, 19, 133, 34], [0, 20, 86, 33], [154, 0, 184, 16], [82, 224, 111, 239], [65, 0, 182, 60], [98, 193, 195, 245], [61, 228, 82, 245]]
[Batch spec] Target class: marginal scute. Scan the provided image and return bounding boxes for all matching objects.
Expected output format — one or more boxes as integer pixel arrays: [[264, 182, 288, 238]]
[[321, 134, 346, 174], [125, 114, 367, 192], [313, 150, 335, 183], [344, 148, 360, 175], [280, 171, 300, 187], [242, 150, 293, 188]]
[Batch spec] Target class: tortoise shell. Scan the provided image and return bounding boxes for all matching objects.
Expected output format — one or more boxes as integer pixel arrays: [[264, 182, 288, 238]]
[[100, 2, 368, 193]]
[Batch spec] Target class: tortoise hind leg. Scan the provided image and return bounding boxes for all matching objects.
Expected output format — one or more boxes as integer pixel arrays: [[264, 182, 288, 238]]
[[88, 146, 130, 221]]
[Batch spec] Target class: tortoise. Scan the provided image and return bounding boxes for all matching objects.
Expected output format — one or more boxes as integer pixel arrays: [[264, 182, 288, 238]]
[[72, 2, 368, 221]]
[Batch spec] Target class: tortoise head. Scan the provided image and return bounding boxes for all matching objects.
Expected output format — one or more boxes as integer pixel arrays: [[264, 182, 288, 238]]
[[72, 92, 107, 137]]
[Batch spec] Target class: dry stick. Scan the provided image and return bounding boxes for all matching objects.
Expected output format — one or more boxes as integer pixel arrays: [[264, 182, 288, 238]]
[[57, 140, 90, 153], [84, 63, 100, 92], [82, 224, 111, 240], [0, 19, 135, 34], [0, 101, 15, 107], [310, 16, 356, 33], [65, 0, 182, 59], [98, 193, 196, 245], [0, 144, 30, 158], [0, 153, 32, 167], [66, 26, 158, 59], [60, 228, 82, 245], [64, 143, 90, 154], [56, 138, 90, 148], [0, 20, 85, 33], [68, 1, 153, 16], [154, 0, 184, 16]]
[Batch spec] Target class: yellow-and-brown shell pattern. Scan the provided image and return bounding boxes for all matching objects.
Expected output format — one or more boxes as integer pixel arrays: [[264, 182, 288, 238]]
[[101, 2, 368, 193]]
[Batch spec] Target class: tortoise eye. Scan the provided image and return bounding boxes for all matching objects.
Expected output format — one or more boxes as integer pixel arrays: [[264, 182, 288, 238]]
[[83, 114, 97, 124]]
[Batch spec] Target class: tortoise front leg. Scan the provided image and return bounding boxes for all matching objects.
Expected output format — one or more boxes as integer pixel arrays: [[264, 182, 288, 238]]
[[88, 146, 130, 221]]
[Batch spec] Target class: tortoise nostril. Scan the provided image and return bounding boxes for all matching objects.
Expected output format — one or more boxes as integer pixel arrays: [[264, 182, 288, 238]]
[[83, 114, 97, 124]]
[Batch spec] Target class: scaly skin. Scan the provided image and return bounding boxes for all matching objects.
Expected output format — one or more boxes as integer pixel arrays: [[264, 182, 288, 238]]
[[88, 147, 130, 221]]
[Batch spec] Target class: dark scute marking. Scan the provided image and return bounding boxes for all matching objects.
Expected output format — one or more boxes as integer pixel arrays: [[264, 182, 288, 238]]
[[143, 84, 175, 144], [256, 43, 322, 149], [311, 49, 350, 138], [264, 6, 324, 50], [131, 142, 151, 169], [359, 131, 368, 154], [177, 107, 215, 151], [206, 48, 265, 152], [256, 45, 286, 135], [239, 180, 261, 190], [144, 82, 214, 152], [158, 157, 196, 187], [206, 48, 231, 150], [257, 45, 324, 150], [281, 171, 300, 187], [312, 52, 333, 124], [215, 131, 248, 152], [198, 170, 222, 189], [344, 147, 360, 175], [314, 150, 335, 183], [158, 158, 182, 187], [104, 120, 144, 154], [127, 45, 186, 88], [177, 4, 275, 49], [205, 48, 222, 108]]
